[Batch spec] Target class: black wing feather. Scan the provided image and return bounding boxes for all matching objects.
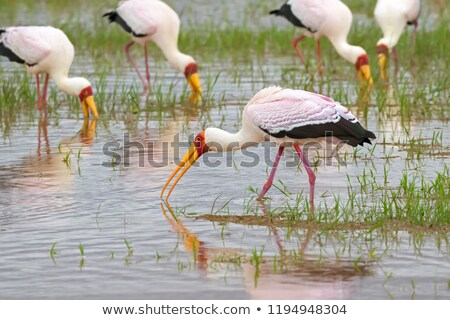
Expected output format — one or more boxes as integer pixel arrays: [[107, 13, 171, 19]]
[[261, 118, 376, 147], [103, 11, 147, 37], [0, 29, 34, 66], [269, 3, 315, 32]]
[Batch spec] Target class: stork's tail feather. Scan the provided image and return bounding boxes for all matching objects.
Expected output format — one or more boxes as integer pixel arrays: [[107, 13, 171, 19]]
[[102, 11, 117, 23], [269, 9, 281, 15]]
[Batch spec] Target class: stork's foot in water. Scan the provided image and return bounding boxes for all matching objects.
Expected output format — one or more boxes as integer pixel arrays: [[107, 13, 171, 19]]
[[256, 146, 285, 201], [293, 144, 316, 217]]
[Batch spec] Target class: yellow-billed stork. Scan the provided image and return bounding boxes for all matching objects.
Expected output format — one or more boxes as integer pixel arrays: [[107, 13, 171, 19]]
[[161, 86, 376, 215], [269, 0, 373, 86], [0, 26, 98, 117], [375, 0, 421, 79], [103, 0, 203, 104]]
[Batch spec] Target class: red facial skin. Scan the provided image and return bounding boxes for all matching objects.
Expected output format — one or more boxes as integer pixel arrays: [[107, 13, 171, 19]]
[[376, 44, 389, 56], [193, 132, 209, 156], [79, 86, 93, 102], [355, 54, 369, 71], [184, 63, 198, 78]]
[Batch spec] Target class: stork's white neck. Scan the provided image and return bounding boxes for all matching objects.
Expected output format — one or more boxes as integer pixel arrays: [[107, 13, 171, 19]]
[[328, 35, 367, 64], [52, 72, 91, 97], [376, 37, 398, 50], [205, 127, 265, 153], [160, 45, 195, 74]]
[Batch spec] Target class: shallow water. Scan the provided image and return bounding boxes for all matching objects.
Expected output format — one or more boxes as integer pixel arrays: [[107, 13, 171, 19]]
[[1, 0, 449, 300], [0, 72, 449, 299]]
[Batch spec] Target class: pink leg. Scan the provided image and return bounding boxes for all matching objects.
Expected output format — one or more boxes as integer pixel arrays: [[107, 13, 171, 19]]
[[36, 74, 42, 111], [317, 39, 323, 76], [37, 113, 42, 159], [392, 47, 399, 75], [257, 146, 285, 201], [410, 20, 418, 70], [292, 35, 306, 65], [42, 73, 49, 103], [412, 20, 418, 56], [124, 40, 149, 94], [144, 44, 150, 90], [41, 73, 49, 113], [413, 21, 418, 47], [293, 144, 316, 216]]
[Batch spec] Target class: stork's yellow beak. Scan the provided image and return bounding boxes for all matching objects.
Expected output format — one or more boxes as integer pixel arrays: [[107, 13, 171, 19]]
[[82, 95, 98, 118], [187, 72, 202, 105], [161, 144, 199, 201], [357, 64, 373, 89], [377, 52, 388, 80]]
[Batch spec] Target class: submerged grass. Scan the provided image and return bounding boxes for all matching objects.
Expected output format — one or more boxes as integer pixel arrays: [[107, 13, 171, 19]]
[[188, 141, 450, 232]]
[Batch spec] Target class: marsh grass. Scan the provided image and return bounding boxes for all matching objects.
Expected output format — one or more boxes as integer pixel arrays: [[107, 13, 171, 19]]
[[1, 1, 448, 123], [0, 1, 449, 237], [194, 160, 450, 233]]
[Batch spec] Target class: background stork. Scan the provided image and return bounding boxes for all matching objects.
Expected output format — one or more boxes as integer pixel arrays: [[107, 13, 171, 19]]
[[270, 0, 373, 87], [0, 26, 98, 117], [104, 0, 203, 104], [374, 0, 421, 79]]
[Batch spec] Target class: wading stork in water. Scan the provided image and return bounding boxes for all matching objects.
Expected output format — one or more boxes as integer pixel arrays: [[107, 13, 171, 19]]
[[0, 26, 98, 117], [161, 87, 376, 215], [269, 0, 373, 87], [103, 0, 203, 104], [374, 0, 421, 79]]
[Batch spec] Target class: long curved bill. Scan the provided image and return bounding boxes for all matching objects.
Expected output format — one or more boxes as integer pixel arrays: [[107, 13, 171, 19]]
[[82, 95, 99, 118], [358, 64, 373, 89], [188, 72, 202, 105], [377, 53, 388, 80], [161, 144, 199, 201]]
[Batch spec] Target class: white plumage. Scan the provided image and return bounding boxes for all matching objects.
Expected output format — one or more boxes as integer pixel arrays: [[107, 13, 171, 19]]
[[289, 0, 325, 33], [246, 87, 357, 134], [1, 28, 54, 67], [375, 0, 420, 49], [104, 0, 203, 104], [116, 1, 159, 36], [270, 0, 373, 85], [161, 87, 376, 215], [0, 26, 98, 117], [374, 0, 421, 79]]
